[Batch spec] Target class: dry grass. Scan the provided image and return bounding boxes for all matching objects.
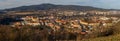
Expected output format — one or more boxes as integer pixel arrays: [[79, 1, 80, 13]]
[[0, 22, 119, 41], [81, 22, 120, 41]]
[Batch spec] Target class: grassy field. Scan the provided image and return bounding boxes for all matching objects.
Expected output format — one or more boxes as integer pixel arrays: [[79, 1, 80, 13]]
[[81, 22, 120, 41], [82, 34, 120, 41]]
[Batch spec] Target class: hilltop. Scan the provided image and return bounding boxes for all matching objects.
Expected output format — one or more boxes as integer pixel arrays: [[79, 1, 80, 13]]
[[2, 3, 112, 11]]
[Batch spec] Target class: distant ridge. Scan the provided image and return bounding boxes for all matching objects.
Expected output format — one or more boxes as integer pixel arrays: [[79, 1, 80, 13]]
[[2, 3, 113, 11]]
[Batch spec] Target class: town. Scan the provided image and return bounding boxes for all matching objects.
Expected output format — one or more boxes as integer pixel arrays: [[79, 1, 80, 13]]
[[0, 10, 119, 40], [1, 0, 120, 41], [0, 8, 120, 41]]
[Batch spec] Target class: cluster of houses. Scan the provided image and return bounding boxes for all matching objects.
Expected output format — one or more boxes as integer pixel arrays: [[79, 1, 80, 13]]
[[10, 14, 119, 33], [7, 10, 120, 34], [6, 10, 120, 16]]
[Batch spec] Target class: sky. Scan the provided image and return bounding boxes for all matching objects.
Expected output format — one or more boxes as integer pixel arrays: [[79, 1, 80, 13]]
[[0, 0, 120, 9]]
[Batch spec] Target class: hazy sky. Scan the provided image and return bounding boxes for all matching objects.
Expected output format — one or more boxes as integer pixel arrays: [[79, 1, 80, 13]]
[[0, 0, 120, 9]]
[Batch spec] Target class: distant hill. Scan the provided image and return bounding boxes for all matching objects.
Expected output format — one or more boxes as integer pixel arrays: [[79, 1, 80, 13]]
[[2, 3, 112, 11], [0, 10, 6, 14]]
